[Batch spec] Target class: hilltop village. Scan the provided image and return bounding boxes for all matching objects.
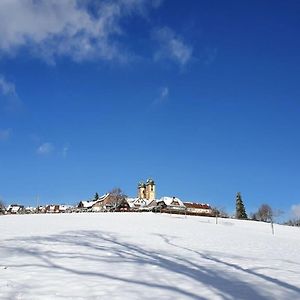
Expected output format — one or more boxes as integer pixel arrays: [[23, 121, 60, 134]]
[[1, 179, 213, 216]]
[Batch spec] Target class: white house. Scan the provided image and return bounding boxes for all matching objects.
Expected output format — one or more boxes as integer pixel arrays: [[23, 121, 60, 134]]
[[78, 193, 110, 212]]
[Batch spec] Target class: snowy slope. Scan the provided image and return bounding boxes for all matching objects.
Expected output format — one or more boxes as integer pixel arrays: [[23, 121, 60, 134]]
[[0, 213, 299, 300]]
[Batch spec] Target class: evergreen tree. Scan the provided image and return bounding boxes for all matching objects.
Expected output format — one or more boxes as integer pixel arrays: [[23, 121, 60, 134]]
[[0, 199, 5, 214], [94, 192, 99, 200], [235, 192, 248, 219]]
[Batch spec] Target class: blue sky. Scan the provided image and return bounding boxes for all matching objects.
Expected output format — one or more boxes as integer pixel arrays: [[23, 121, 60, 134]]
[[0, 0, 300, 220]]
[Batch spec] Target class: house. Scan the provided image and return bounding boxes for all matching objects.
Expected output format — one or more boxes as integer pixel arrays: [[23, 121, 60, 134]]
[[183, 202, 212, 216], [25, 207, 36, 214], [45, 205, 60, 213], [145, 199, 158, 210], [127, 198, 157, 211], [37, 206, 46, 213], [59, 205, 73, 213], [6, 204, 25, 214], [115, 199, 131, 212], [155, 197, 186, 213], [78, 199, 102, 212], [101, 193, 120, 211], [127, 198, 144, 211], [78, 193, 110, 212]]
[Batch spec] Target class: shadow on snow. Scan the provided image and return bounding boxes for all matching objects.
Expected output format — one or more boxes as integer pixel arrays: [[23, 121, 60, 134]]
[[2, 230, 300, 299]]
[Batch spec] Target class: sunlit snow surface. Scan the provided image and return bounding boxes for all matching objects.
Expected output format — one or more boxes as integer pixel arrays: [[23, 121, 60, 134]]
[[1, 213, 300, 299]]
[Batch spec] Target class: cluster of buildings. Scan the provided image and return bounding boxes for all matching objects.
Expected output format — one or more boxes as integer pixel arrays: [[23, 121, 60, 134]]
[[3, 204, 73, 215], [1, 179, 213, 216]]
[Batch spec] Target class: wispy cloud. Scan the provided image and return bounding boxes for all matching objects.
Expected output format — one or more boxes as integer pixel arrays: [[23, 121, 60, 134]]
[[0, 128, 12, 141], [153, 86, 169, 105], [0, 0, 161, 63], [0, 75, 17, 97], [37, 142, 54, 155], [291, 204, 300, 218], [62, 145, 69, 158], [0, 74, 22, 111], [153, 27, 193, 66], [160, 86, 169, 98]]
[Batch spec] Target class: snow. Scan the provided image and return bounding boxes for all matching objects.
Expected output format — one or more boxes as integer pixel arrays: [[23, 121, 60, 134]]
[[159, 196, 185, 206], [80, 193, 109, 208], [6, 205, 22, 213], [11, 206, 20, 213], [0, 213, 299, 299], [127, 198, 155, 209], [58, 205, 72, 211]]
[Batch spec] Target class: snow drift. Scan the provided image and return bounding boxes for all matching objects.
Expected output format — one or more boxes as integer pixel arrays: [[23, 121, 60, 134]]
[[0, 213, 299, 299]]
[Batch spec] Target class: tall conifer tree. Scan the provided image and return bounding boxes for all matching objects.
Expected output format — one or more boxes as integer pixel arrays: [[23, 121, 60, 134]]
[[235, 192, 248, 219]]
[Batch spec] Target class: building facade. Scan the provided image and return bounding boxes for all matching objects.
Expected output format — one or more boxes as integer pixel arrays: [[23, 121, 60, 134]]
[[138, 179, 156, 200]]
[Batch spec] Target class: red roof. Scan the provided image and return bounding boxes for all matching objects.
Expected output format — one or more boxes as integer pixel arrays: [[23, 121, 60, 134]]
[[183, 202, 211, 209]]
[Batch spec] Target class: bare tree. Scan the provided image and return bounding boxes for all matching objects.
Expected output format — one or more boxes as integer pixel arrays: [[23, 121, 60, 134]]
[[108, 188, 127, 210], [255, 204, 283, 235], [284, 219, 300, 227], [256, 204, 273, 222]]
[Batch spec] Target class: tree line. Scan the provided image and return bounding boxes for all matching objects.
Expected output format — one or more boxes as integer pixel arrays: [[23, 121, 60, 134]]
[[235, 192, 299, 227], [235, 192, 274, 222]]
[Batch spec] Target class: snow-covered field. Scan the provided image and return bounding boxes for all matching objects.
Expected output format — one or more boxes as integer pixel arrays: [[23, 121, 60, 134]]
[[1, 213, 299, 300]]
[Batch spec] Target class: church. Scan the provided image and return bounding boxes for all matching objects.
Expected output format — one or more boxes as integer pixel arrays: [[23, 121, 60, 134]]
[[137, 179, 156, 200]]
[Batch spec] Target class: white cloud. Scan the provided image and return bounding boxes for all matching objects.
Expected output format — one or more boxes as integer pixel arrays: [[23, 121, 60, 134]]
[[291, 204, 300, 218], [0, 75, 16, 97], [0, 0, 161, 63], [153, 27, 193, 66], [0, 74, 22, 111], [0, 128, 12, 141], [160, 86, 169, 99], [37, 142, 54, 155], [153, 86, 169, 105]]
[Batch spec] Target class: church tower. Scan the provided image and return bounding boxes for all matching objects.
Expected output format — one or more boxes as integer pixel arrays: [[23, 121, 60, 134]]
[[138, 182, 146, 199], [138, 179, 155, 200], [145, 179, 156, 200]]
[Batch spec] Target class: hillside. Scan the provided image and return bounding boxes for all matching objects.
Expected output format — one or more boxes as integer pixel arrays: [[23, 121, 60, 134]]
[[1, 213, 299, 299]]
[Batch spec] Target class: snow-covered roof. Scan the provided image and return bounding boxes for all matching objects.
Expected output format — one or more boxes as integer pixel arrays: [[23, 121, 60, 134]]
[[158, 197, 185, 206], [80, 193, 109, 208], [127, 198, 156, 208], [25, 207, 36, 211], [59, 205, 72, 210], [11, 206, 21, 212], [126, 198, 138, 208], [7, 204, 23, 212]]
